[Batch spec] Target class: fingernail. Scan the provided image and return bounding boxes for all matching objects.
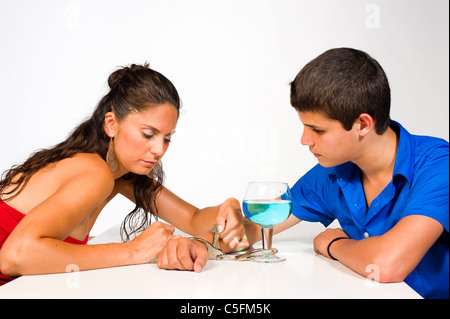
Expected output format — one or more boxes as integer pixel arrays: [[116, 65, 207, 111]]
[[194, 264, 203, 273], [217, 225, 224, 233]]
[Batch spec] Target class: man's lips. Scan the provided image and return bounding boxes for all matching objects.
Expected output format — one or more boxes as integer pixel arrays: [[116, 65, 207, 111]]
[[143, 160, 157, 166]]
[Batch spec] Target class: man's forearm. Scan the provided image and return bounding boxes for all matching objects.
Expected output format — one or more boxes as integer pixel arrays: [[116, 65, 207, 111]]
[[327, 235, 410, 283]]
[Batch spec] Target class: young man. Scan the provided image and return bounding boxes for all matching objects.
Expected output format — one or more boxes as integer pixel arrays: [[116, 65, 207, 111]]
[[246, 48, 449, 299]]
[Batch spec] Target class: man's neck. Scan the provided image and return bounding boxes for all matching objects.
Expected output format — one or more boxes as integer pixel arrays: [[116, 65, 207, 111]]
[[357, 126, 399, 182]]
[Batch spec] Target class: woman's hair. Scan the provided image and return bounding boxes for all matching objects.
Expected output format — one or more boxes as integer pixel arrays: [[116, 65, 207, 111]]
[[290, 48, 391, 134], [0, 63, 181, 241]]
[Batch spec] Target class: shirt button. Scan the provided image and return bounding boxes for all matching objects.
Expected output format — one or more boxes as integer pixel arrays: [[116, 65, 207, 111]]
[[364, 232, 370, 238]]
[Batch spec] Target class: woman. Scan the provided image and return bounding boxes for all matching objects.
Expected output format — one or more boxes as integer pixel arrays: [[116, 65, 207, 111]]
[[0, 63, 247, 285]]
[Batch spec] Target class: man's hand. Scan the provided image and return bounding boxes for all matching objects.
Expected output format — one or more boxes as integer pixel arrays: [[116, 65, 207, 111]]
[[313, 228, 349, 259], [157, 236, 209, 273]]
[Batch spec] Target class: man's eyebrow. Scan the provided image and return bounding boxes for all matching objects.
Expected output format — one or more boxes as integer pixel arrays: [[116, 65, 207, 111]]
[[303, 123, 320, 129]]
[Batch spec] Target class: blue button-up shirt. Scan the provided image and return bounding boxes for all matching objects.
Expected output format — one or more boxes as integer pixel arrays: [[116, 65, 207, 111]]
[[290, 121, 449, 299]]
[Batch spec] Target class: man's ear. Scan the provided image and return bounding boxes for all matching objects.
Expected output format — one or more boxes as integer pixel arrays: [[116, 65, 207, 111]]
[[104, 111, 118, 138], [357, 113, 374, 137]]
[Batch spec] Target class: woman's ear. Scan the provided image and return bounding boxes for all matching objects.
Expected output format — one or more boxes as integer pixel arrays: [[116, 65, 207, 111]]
[[104, 111, 118, 138], [357, 113, 374, 137]]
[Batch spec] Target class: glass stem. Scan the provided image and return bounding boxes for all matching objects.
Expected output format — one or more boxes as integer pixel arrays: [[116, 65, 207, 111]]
[[261, 227, 273, 251]]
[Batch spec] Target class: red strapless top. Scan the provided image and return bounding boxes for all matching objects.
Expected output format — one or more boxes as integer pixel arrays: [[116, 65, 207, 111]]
[[0, 199, 88, 286]]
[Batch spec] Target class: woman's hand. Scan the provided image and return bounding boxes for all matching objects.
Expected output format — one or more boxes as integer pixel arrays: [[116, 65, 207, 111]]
[[215, 198, 249, 252], [157, 237, 209, 273], [313, 228, 349, 259], [127, 221, 175, 264]]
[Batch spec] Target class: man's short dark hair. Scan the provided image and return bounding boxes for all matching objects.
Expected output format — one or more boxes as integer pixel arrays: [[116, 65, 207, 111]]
[[290, 48, 391, 134]]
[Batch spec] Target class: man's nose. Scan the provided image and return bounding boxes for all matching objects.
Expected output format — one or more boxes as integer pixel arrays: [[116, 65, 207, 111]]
[[300, 129, 312, 146]]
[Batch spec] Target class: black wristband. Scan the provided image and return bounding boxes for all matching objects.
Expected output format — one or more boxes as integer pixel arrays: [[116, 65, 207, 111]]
[[327, 237, 349, 260]]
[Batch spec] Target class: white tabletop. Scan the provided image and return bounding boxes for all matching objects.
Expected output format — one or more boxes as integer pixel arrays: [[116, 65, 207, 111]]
[[0, 220, 422, 299]]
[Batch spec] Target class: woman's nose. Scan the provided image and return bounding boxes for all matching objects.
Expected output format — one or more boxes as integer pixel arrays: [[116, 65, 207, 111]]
[[150, 139, 165, 157]]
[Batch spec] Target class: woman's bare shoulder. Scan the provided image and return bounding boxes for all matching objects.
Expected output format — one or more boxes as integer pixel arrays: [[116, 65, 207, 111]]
[[59, 153, 114, 189], [42, 153, 115, 211], [3, 153, 114, 215], [64, 153, 110, 172]]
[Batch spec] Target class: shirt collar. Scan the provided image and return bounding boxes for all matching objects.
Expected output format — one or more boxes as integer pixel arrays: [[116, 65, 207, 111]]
[[328, 120, 414, 183], [390, 120, 414, 182]]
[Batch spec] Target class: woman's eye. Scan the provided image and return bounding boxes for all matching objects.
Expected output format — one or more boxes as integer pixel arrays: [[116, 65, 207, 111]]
[[142, 130, 154, 139], [164, 133, 173, 143]]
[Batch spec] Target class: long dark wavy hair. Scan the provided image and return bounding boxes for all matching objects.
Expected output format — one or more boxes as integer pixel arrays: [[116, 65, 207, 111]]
[[0, 63, 181, 242]]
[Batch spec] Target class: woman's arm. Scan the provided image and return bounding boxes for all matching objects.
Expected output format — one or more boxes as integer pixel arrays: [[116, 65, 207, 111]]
[[119, 181, 247, 251], [0, 156, 174, 276], [0, 223, 174, 277], [314, 215, 444, 282], [151, 186, 218, 236], [158, 190, 248, 251]]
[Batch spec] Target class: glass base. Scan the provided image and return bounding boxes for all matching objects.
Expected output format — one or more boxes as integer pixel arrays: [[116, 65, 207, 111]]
[[253, 255, 286, 263], [249, 248, 286, 263]]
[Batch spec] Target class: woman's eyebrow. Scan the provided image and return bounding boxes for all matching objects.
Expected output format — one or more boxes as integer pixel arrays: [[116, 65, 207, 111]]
[[142, 124, 176, 136], [142, 124, 158, 132]]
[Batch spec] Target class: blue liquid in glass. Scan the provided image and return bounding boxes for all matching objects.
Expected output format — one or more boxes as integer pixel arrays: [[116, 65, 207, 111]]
[[243, 200, 292, 228]]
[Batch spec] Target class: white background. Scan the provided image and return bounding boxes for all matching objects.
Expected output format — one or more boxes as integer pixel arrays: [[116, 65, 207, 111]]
[[0, 0, 448, 236]]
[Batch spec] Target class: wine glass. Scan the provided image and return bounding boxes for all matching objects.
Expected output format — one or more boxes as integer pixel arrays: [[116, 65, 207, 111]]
[[242, 181, 292, 263]]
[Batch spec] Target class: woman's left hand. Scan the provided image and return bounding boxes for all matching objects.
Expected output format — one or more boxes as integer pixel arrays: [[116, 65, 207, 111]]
[[215, 198, 249, 252]]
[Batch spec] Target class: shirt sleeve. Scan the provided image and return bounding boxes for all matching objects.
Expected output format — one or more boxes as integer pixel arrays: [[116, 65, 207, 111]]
[[290, 165, 335, 227], [400, 147, 449, 232]]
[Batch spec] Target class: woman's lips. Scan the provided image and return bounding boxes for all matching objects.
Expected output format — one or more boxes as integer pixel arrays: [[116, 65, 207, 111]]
[[143, 160, 157, 166]]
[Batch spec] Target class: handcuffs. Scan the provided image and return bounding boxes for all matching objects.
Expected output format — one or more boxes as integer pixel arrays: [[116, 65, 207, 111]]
[[190, 224, 224, 260], [190, 224, 270, 262]]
